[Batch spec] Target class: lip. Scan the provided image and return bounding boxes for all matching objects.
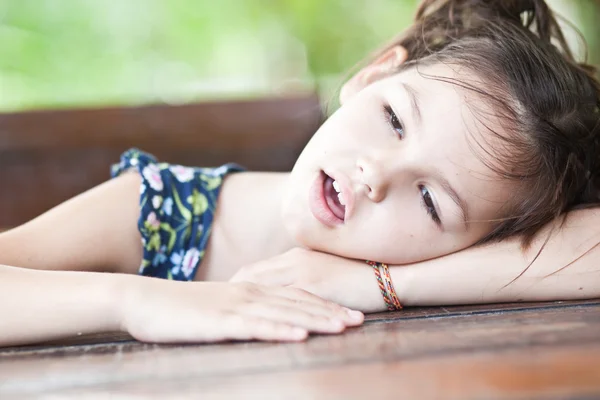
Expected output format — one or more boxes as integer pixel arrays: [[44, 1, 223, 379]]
[[323, 169, 354, 222], [309, 171, 344, 227]]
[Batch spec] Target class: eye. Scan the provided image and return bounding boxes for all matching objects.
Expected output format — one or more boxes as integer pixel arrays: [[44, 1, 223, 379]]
[[384, 105, 405, 139], [419, 185, 441, 226]]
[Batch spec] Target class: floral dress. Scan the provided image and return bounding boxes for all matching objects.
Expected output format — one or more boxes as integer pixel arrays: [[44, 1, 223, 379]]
[[111, 149, 243, 281]]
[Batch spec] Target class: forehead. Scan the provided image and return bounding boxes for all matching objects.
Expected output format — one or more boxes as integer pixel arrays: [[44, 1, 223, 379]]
[[391, 64, 490, 167]]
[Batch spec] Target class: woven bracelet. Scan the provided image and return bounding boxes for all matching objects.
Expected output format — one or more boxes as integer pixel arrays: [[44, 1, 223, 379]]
[[366, 261, 402, 311]]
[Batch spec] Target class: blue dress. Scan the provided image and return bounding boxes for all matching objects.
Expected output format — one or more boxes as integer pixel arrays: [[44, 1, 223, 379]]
[[111, 149, 243, 281]]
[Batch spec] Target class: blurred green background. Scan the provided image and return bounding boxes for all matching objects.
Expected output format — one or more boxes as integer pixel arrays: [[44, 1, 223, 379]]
[[0, 0, 597, 112]]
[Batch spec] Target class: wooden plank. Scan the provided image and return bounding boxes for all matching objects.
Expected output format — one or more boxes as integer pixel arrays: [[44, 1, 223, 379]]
[[0, 95, 322, 226], [365, 298, 600, 322], [4, 300, 596, 350], [33, 344, 600, 400], [2, 302, 599, 398], [0, 96, 322, 152]]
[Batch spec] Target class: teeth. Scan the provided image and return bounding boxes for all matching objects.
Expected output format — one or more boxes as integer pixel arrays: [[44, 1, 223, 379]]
[[332, 179, 346, 206], [332, 180, 341, 193]]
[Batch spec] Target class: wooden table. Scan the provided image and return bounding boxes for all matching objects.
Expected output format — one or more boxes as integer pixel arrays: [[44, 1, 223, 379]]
[[2, 300, 600, 399]]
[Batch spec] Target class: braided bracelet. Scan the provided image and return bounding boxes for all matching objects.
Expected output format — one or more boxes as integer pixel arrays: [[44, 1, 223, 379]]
[[366, 261, 403, 311]]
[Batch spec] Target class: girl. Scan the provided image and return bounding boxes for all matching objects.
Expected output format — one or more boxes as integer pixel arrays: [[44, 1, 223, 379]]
[[1, 0, 599, 346]]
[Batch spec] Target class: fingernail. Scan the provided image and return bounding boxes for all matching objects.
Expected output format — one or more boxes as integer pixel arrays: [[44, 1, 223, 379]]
[[292, 328, 307, 339], [345, 309, 364, 320]]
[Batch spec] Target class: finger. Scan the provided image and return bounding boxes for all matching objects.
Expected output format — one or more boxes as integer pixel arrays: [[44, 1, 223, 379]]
[[134, 312, 307, 344], [221, 314, 308, 342], [239, 303, 347, 334], [265, 286, 364, 326]]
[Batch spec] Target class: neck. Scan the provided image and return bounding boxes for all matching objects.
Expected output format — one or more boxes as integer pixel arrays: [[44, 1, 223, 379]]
[[196, 171, 297, 281]]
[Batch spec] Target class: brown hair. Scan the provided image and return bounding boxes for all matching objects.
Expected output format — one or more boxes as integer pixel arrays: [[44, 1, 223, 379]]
[[370, 0, 600, 251]]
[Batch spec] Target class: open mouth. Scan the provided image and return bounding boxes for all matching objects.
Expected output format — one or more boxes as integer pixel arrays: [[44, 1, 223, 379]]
[[323, 173, 346, 220], [309, 171, 347, 227]]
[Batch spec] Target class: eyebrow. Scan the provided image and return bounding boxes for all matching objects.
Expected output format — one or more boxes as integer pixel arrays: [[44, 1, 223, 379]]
[[436, 172, 470, 230], [401, 82, 422, 125]]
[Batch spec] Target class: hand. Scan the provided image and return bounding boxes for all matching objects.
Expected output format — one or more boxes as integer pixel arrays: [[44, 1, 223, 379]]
[[230, 248, 388, 313], [120, 277, 364, 343]]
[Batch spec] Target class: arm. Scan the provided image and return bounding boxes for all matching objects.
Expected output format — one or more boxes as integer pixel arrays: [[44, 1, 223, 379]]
[[393, 209, 600, 307], [0, 172, 143, 274], [231, 209, 600, 312], [0, 265, 123, 346], [0, 264, 362, 347]]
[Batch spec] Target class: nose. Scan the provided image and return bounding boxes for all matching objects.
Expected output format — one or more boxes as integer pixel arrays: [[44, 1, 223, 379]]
[[356, 156, 388, 203]]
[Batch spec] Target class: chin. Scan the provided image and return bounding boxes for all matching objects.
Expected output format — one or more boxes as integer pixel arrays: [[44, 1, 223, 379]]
[[280, 206, 308, 244], [280, 213, 325, 251], [289, 222, 323, 249]]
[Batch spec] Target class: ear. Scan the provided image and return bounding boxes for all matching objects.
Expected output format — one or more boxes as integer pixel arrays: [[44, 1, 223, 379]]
[[339, 45, 408, 105]]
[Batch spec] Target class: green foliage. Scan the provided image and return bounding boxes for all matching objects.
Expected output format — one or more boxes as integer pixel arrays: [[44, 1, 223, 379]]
[[0, 0, 416, 111], [576, 0, 600, 77], [1, 1, 595, 111]]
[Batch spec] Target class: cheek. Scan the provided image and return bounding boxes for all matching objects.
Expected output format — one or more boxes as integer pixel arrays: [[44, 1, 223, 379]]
[[363, 213, 431, 261], [327, 203, 428, 262], [345, 201, 471, 264]]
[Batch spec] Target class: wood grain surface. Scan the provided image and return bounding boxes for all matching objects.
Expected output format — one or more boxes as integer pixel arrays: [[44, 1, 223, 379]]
[[2, 300, 599, 399]]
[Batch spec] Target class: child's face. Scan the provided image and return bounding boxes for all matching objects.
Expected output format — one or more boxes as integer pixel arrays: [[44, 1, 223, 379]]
[[281, 63, 516, 264]]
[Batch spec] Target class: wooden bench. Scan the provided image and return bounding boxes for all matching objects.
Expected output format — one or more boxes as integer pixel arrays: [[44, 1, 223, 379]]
[[0, 95, 322, 227]]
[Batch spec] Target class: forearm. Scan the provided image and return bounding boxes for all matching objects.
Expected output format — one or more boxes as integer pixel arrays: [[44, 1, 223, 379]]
[[0, 265, 130, 347], [392, 210, 600, 306]]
